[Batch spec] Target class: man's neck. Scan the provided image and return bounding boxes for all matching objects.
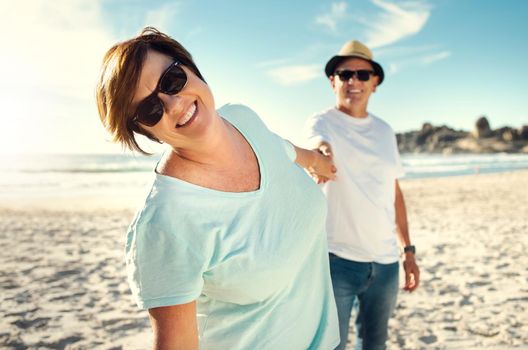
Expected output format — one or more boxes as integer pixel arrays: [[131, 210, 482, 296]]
[[336, 104, 368, 118]]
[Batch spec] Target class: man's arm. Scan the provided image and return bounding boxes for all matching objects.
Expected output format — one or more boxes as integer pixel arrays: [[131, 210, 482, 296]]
[[148, 301, 199, 350], [395, 180, 420, 292]]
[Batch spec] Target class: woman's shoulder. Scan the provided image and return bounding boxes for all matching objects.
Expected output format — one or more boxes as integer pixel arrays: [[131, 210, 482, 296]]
[[126, 182, 215, 266], [218, 102, 257, 115], [218, 103, 265, 127], [130, 177, 194, 229]]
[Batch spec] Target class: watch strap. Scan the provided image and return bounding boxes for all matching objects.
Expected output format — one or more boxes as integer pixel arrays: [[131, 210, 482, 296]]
[[403, 245, 416, 254]]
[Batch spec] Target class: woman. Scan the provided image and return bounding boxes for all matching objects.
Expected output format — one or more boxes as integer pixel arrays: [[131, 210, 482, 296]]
[[96, 27, 340, 349]]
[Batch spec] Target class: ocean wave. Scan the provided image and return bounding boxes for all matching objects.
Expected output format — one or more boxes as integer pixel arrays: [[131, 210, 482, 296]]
[[18, 166, 152, 174], [1, 154, 159, 174], [1, 154, 527, 195]]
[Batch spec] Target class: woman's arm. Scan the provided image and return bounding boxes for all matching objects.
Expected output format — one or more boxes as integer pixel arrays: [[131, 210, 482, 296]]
[[148, 301, 199, 350], [292, 144, 337, 182]]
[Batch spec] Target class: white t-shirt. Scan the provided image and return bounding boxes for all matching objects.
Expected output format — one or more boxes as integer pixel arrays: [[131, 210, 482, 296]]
[[305, 108, 405, 264]]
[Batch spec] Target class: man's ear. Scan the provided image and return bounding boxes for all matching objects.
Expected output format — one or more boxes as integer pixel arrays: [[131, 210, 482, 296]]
[[372, 75, 380, 92], [329, 75, 336, 89]]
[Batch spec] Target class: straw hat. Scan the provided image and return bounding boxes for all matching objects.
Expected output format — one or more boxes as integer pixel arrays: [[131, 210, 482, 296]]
[[324, 40, 384, 85]]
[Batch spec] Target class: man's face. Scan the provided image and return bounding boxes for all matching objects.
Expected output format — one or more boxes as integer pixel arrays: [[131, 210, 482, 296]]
[[330, 58, 379, 112]]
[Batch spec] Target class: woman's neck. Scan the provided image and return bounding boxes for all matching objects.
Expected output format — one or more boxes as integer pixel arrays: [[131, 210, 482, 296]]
[[163, 118, 245, 172]]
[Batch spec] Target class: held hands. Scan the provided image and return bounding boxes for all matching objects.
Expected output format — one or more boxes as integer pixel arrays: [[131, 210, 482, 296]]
[[308, 143, 337, 184], [402, 253, 420, 292]]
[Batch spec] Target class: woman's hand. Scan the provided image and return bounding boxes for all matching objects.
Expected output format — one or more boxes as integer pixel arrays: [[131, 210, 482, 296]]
[[292, 142, 337, 183]]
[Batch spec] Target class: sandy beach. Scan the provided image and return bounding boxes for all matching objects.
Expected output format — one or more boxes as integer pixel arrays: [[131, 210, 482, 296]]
[[1, 170, 527, 349]]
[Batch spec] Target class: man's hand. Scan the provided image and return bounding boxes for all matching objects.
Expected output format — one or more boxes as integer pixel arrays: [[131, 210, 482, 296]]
[[308, 151, 337, 183], [319, 143, 333, 159], [310, 142, 336, 184], [402, 253, 420, 292]]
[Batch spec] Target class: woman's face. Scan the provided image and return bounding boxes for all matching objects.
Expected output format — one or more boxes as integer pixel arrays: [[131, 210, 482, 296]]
[[131, 50, 216, 148]]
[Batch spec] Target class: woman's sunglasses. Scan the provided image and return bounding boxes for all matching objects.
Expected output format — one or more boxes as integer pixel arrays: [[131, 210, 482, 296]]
[[131, 61, 187, 127], [334, 69, 375, 82]]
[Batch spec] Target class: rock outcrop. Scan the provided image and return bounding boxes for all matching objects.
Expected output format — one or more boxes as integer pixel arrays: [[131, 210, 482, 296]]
[[520, 125, 528, 140], [473, 116, 492, 138], [397, 117, 528, 154]]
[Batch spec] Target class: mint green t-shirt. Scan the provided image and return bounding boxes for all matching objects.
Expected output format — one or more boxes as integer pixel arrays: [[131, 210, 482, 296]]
[[125, 104, 339, 350]]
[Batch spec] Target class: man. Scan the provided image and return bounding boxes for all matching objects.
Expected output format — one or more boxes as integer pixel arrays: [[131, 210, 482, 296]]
[[305, 40, 420, 350]]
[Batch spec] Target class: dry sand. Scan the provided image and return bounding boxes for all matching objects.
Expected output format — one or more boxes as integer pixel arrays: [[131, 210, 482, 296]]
[[1, 171, 527, 349]]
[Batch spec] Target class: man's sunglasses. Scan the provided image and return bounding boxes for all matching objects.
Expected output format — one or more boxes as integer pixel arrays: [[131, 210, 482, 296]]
[[131, 61, 187, 127], [334, 69, 375, 82]]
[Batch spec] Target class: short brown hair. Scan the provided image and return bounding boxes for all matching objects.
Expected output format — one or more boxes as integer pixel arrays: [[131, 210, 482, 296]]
[[96, 27, 205, 154]]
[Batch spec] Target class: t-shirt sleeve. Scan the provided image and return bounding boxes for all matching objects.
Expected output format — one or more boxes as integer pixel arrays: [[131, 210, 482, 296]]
[[282, 139, 296, 161], [125, 210, 208, 310], [220, 103, 297, 162], [304, 115, 331, 149], [392, 134, 405, 178], [270, 135, 296, 162]]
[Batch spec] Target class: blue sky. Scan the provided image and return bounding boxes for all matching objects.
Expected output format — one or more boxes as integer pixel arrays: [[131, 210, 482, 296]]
[[0, 0, 526, 154]]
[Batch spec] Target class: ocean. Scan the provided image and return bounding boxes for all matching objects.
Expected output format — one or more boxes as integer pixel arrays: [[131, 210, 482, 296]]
[[1, 153, 528, 200]]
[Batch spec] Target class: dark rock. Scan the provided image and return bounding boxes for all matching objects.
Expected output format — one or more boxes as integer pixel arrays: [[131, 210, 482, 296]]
[[422, 122, 434, 133], [473, 116, 492, 138], [396, 117, 528, 154], [496, 127, 518, 142], [520, 125, 528, 140], [416, 122, 434, 145]]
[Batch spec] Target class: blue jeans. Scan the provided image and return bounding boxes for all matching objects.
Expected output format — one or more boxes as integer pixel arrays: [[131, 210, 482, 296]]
[[329, 254, 399, 350]]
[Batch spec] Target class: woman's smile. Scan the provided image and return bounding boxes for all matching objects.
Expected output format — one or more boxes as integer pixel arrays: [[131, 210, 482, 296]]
[[176, 101, 198, 128]]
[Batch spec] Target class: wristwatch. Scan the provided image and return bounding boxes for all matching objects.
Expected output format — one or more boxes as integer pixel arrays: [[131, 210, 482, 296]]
[[403, 245, 416, 254]]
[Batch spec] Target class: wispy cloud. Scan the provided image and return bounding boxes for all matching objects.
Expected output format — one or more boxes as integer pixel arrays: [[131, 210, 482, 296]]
[[385, 50, 451, 77], [267, 64, 321, 86], [256, 57, 295, 69], [388, 63, 399, 75], [374, 44, 440, 58], [421, 50, 451, 64], [315, 2, 348, 32], [144, 3, 182, 32], [365, 0, 431, 48]]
